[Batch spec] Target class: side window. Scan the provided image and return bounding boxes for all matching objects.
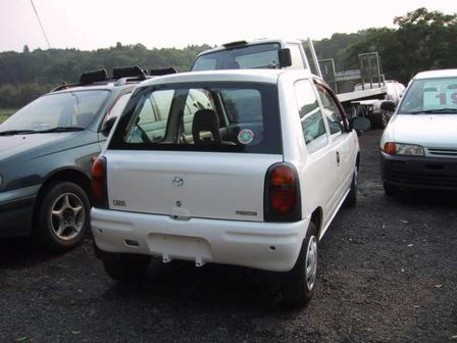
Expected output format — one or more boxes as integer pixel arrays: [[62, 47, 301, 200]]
[[125, 90, 174, 143], [316, 85, 344, 135], [104, 92, 131, 123], [294, 80, 328, 150], [183, 89, 214, 135]]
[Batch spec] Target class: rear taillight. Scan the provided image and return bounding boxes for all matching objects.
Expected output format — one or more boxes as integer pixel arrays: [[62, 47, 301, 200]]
[[91, 156, 108, 208], [264, 163, 301, 222]]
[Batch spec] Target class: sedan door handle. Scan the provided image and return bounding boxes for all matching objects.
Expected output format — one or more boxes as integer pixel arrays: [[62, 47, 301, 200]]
[[336, 151, 340, 166]]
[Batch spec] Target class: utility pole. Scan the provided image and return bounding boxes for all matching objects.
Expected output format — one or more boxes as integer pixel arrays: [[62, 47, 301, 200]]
[[30, 0, 51, 49]]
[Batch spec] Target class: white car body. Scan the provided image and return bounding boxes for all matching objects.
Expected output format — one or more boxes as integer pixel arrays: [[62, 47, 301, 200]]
[[90, 69, 364, 306], [380, 69, 457, 193]]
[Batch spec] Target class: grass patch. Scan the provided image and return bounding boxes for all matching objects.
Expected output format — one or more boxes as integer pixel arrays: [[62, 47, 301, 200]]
[[0, 108, 16, 123]]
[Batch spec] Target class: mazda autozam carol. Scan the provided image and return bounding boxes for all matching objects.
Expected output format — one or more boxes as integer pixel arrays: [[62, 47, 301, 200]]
[[90, 69, 369, 308]]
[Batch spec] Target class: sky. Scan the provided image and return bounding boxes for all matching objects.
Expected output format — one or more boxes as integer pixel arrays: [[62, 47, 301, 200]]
[[0, 0, 455, 52]]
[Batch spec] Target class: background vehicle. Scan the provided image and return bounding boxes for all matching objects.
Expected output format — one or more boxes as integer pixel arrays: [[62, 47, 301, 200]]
[[380, 69, 457, 195], [192, 38, 390, 126], [352, 80, 406, 128], [91, 69, 369, 308], [0, 66, 157, 252]]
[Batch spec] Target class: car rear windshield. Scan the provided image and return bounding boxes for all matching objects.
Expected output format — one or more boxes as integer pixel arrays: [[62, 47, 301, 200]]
[[191, 43, 282, 71], [108, 82, 282, 154], [398, 77, 457, 114]]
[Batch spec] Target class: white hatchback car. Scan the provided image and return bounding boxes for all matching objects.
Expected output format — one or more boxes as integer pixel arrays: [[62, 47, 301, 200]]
[[90, 69, 369, 308], [380, 69, 457, 195]]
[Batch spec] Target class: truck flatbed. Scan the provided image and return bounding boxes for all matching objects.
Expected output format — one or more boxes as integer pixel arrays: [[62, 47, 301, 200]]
[[337, 86, 387, 103]]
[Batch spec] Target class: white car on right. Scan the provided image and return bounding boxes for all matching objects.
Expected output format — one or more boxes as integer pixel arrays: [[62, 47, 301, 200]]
[[380, 69, 457, 195]]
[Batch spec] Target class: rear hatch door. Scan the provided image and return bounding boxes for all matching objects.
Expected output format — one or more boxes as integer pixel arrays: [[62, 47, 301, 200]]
[[106, 151, 282, 222]]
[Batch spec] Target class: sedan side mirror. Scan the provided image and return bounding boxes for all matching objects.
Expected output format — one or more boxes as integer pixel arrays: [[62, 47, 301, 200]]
[[380, 100, 396, 112]]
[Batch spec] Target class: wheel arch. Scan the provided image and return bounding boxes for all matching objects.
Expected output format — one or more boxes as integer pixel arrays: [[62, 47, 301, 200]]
[[32, 169, 91, 222], [310, 207, 323, 238]]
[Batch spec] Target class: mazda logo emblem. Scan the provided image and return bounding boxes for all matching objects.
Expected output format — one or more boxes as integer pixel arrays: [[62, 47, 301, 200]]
[[172, 176, 184, 187]]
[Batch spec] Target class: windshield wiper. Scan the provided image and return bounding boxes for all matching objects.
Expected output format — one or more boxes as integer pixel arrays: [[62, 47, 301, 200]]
[[0, 129, 37, 136], [409, 108, 457, 114], [38, 126, 85, 133]]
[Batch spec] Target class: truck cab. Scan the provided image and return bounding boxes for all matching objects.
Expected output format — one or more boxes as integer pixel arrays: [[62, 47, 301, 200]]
[[191, 39, 312, 72]]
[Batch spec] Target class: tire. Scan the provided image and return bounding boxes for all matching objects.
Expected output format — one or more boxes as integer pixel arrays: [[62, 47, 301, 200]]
[[383, 182, 398, 197], [344, 167, 358, 208], [102, 252, 151, 283], [35, 181, 90, 253], [281, 222, 318, 309]]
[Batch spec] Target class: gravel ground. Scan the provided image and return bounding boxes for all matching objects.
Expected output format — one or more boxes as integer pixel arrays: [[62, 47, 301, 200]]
[[1, 128, 456, 343]]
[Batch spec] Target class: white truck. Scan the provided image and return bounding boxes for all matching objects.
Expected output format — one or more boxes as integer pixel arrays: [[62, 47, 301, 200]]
[[191, 38, 389, 125]]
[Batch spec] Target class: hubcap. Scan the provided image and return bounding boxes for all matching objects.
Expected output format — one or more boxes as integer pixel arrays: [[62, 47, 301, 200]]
[[50, 192, 85, 241], [305, 236, 318, 291]]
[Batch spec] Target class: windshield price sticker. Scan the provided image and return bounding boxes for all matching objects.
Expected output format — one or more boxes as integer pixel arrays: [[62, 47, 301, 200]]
[[423, 90, 457, 110]]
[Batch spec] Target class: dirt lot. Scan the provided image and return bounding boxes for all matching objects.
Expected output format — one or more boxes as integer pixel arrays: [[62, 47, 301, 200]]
[[1, 129, 456, 343]]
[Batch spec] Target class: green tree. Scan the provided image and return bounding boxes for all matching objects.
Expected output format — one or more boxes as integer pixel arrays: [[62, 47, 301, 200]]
[[393, 7, 457, 81], [343, 8, 457, 83], [0, 43, 210, 108]]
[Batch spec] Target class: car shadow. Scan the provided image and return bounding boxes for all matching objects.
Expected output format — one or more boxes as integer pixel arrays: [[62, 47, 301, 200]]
[[388, 189, 457, 209], [99, 259, 299, 313], [0, 237, 66, 269]]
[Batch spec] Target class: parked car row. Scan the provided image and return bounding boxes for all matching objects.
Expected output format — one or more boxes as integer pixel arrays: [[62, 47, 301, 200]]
[[1, 41, 455, 309]]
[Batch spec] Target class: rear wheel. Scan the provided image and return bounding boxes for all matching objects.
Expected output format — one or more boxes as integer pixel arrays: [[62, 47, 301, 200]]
[[35, 181, 90, 253], [102, 252, 151, 283], [281, 222, 318, 309]]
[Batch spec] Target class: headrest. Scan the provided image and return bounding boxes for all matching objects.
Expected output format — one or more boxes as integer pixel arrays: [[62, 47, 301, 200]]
[[192, 109, 221, 144]]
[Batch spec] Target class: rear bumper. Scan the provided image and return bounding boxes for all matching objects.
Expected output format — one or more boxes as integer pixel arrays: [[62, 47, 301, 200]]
[[91, 208, 310, 272], [381, 152, 457, 190]]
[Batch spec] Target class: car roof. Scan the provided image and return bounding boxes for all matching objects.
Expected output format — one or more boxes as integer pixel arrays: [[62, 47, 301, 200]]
[[138, 69, 319, 88], [413, 69, 457, 80], [49, 81, 138, 95], [48, 65, 176, 95]]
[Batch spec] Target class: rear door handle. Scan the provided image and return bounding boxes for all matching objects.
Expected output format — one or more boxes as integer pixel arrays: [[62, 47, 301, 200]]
[[336, 151, 340, 166]]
